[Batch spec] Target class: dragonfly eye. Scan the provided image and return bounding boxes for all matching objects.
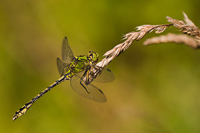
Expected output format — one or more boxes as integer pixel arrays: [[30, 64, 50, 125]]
[[88, 51, 99, 62], [92, 52, 99, 62]]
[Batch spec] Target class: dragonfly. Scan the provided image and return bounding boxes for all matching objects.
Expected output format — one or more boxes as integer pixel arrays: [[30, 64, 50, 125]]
[[12, 37, 114, 121]]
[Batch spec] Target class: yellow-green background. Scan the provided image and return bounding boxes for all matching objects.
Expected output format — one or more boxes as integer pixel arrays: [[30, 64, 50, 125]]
[[1, 0, 200, 133]]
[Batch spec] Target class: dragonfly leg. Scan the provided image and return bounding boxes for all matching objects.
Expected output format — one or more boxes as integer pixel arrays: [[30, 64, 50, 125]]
[[81, 66, 93, 85]]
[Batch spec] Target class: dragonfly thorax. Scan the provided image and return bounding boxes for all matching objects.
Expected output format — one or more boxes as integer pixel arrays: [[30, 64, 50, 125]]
[[67, 51, 99, 79], [69, 56, 88, 74]]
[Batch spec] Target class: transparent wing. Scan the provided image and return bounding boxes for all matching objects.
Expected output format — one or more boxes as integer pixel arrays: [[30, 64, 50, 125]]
[[57, 37, 74, 76], [70, 72, 107, 102], [62, 37, 74, 63], [94, 68, 115, 83], [57, 58, 71, 76]]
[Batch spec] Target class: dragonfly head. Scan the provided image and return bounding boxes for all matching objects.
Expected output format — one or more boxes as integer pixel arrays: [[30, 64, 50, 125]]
[[88, 51, 99, 64]]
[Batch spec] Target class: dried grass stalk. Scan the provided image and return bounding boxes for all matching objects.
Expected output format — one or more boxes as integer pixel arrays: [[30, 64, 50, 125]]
[[86, 24, 172, 83], [166, 15, 200, 37], [144, 33, 198, 48], [145, 12, 200, 48], [87, 12, 200, 84]]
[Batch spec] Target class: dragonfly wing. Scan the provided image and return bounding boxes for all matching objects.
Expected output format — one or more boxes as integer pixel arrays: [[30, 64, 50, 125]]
[[94, 68, 115, 83], [62, 37, 74, 63], [70, 72, 107, 102], [57, 58, 71, 76]]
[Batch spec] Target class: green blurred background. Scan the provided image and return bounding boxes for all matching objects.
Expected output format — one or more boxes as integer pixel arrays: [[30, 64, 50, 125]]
[[1, 0, 200, 132]]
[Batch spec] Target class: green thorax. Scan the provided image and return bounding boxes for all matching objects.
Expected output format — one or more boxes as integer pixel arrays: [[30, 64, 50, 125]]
[[73, 55, 88, 72], [65, 51, 99, 78]]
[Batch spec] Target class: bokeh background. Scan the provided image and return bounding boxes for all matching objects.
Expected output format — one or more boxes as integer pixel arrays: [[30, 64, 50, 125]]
[[1, 0, 200, 132]]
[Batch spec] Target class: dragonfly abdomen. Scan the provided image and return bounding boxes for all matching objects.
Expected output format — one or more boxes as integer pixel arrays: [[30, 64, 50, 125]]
[[32, 75, 67, 103], [12, 75, 67, 121]]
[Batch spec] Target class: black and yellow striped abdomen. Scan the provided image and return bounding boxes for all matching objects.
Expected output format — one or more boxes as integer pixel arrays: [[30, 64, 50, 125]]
[[12, 75, 68, 121]]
